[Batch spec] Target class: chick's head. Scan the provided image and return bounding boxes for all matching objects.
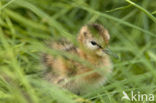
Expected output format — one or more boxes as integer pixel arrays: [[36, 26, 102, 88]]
[[78, 23, 110, 56]]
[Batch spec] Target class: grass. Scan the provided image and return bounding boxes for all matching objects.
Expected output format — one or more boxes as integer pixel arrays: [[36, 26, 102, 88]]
[[0, 0, 156, 103]]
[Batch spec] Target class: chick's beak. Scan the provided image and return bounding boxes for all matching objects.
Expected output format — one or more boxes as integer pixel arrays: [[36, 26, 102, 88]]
[[102, 48, 119, 59]]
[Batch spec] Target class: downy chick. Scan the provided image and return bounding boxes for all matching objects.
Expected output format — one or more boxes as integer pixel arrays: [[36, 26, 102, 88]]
[[43, 23, 113, 95]]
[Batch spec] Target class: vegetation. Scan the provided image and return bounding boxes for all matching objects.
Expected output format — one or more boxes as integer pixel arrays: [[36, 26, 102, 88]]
[[0, 0, 156, 103]]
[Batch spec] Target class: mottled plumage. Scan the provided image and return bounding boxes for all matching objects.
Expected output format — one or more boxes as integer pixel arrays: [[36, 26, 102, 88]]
[[42, 23, 113, 94]]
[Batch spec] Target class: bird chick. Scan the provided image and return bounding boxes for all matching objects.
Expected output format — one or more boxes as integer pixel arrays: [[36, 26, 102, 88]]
[[42, 23, 113, 95]]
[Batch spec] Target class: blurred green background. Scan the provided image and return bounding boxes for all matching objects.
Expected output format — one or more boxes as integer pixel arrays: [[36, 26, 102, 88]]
[[0, 0, 156, 103]]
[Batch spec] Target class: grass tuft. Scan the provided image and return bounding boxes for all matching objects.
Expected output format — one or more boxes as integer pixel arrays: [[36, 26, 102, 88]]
[[0, 0, 156, 103]]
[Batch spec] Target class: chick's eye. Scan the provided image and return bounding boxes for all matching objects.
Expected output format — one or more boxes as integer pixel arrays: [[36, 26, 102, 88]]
[[90, 41, 97, 45]]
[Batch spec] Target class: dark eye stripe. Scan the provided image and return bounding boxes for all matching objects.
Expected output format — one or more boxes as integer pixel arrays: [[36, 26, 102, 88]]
[[98, 45, 102, 49], [90, 41, 103, 49]]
